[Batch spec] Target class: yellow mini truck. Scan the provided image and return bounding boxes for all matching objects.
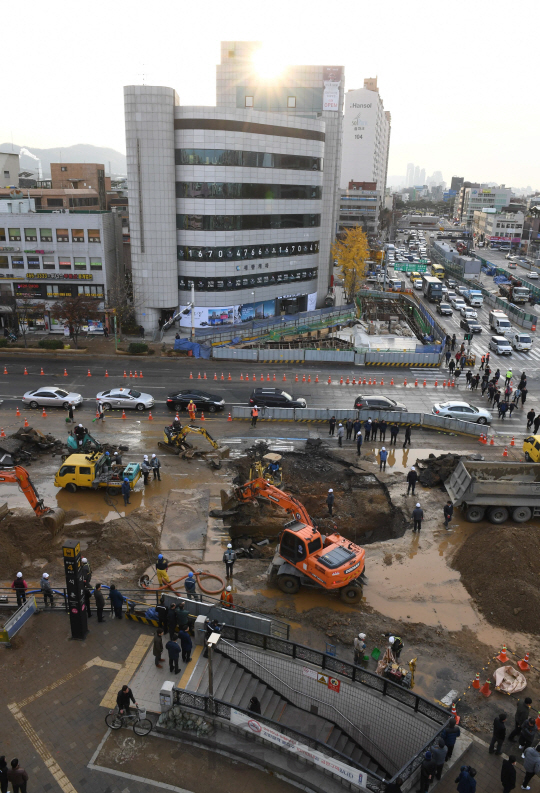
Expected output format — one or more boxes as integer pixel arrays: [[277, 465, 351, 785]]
[[54, 452, 141, 493], [523, 436, 540, 462]]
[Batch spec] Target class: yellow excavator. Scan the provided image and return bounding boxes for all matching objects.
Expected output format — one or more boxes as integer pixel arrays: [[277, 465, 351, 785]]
[[158, 423, 230, 468], [249, 452, 283, 487]]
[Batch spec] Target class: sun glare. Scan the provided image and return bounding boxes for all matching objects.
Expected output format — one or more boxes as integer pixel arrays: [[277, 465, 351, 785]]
[[252, 47, 285, 80]]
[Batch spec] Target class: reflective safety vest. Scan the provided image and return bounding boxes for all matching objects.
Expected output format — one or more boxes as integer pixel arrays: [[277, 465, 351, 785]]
[[220, 590, 233, 608], [251, 408, 259, 417]]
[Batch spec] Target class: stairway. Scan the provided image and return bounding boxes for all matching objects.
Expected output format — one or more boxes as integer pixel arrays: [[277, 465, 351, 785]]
[[195, 652, 389, 779]]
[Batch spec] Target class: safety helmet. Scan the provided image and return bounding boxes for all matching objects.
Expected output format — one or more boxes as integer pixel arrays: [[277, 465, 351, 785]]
[[16, 572, 22, 578], [124, 478, 129, 482], [105, 451, 110, 456], [226, 585, 232, 592], [389, 636, 395, 644], [328, 488, 333, 493], [43, 572, 49, 579], [227, 543, 232, 549], [416, 502, 421, 507], [158, 554, 163, 559], [188, 571, 194, 578], [82, 558, 88, 563], [359, 632, 366, 639]]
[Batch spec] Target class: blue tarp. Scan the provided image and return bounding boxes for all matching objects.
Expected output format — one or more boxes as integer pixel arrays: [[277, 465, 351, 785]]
[[173, 338, 211, 359]]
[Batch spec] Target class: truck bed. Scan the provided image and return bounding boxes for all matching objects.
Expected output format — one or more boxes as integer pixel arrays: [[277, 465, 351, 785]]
[[446, 461, 540, 507]]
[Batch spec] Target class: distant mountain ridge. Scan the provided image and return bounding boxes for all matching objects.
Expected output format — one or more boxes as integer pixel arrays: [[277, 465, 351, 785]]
[[1, 144, 127, 177]]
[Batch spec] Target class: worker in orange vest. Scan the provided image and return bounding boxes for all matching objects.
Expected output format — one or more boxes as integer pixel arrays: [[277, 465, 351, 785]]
[[188, 400, 196, 422], [251, 405, 259, 428], [220, 585, 234, 609]]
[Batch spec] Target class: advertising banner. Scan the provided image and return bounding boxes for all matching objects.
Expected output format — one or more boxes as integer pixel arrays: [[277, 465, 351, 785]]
[[240, 300, 275, 322], [178, 305, 240, 328], [230, 708, 366, 788], [323, 84, 340, 111]]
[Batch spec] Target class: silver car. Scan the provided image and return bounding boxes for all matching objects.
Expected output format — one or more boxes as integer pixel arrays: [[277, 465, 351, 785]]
[[460, 306, 478, 319], [432, 401, 491, 425], [96, 387, 154, 411], [23, 387, 83, 409]]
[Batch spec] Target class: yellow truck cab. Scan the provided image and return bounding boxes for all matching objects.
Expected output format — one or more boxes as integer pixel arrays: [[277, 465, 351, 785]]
[[523, 436, 540, 462], [54, 452, 141, 493]]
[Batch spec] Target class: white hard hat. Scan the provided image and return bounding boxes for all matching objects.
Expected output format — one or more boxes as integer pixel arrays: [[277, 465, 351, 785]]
[[114, 452, 118, 456], [82, 557, 88, 563], [416, 503, 420, 507], [389, 636, 395, 644], [381, 447, 386, 451], [338, 423, 343, 426], [16, 572, 22, 578], [226, 585, 232, 592], [328, 488, 333, 493], [411, 466, 415, 470], [151, 453, 156, 458], [359, 633, 366, 639], [43, 572, 49, 578], [227, 543, 232, 549], [79, 423, 83, 427], [144, 455, 148, 460]]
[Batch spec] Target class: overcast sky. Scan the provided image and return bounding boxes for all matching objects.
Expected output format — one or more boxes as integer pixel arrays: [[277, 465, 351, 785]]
[[4, 0, 538, 188]]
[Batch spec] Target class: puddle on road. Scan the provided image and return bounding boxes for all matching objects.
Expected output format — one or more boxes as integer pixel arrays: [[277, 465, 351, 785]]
[[369, 448, 473, 474], [255, 587, 362, 615]]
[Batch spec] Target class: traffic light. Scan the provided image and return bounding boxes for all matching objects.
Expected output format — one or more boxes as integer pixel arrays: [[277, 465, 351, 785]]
[[464, 333, 472, 342]]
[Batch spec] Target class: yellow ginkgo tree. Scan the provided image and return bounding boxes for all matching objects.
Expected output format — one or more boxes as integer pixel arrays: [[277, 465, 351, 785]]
[[331, 227, 371, 303]]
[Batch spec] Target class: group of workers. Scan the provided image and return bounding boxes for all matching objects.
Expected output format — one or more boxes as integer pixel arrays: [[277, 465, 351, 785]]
[[329, 416, 413, 452]]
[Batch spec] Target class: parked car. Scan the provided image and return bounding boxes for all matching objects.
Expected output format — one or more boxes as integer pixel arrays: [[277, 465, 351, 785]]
[[432, 401, 491, 425], [22, 387, 83, 409], [96, 388, 155, 411], [354, 395, 407, 412], [460, 306, 478, 319], [166, 389, 225, 413], [460, 318, 482, 334], [249, 388, 306, 409], [437, 302, 453, 316]]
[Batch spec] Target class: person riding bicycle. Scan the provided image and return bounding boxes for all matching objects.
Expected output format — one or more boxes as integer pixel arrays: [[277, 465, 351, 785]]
[[116, 685, 137, 715]]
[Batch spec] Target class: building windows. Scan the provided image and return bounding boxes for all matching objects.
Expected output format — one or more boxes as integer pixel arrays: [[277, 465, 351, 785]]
[[0, 229, 5, 241], [0, 257, 8, 269], [74, 258, 87, 270], [8, 228, 21, 241], [59, 257, 72, 270], [47, 198, 64, 207], [40, 228, 53, 242], [61, 166, 67, 172], [11, 257, 24, 269], [78, 285, 104, 297], [3, 170, 9, 179], [287, 96, 296, 108], [43, 256, 55, 270], [176, 182, 322, 200], [56, 228, 69, 242], [27, 256, 40, 268], [176, 214, 320, 231], [72, 229, 85, 243], [90, 257, 102, 270], [88, 229, 101, 243], [175, 149, 322, 171], [245, 96, 254, 107], [69, 197, 99, 207]]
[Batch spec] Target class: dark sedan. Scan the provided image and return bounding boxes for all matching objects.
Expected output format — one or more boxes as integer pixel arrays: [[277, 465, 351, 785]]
[[459, 318, 482, 334], [166, 389, 225, 412]]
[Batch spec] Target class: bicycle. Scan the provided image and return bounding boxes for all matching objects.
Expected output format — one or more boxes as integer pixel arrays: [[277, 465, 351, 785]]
[[105, 705, 152, 736]]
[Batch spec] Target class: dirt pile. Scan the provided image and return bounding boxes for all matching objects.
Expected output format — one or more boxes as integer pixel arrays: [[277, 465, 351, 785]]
[[416, 453, 463, 487], [452, 524, 540, 633], [0, 426, 65, 465]]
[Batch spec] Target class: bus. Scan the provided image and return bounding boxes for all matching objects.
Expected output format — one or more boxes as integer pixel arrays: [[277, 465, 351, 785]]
[[431, 263, 445, 280]]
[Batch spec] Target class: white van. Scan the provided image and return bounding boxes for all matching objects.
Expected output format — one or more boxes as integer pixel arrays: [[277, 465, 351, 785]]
[[489, 310, 512, 335], [489, 335, 512, 355], [512, 332, 533, 352]]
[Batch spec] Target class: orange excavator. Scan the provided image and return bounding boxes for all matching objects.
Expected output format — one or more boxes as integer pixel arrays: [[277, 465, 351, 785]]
[[221, 477, 365, 602], [0, 465, 65, 535]]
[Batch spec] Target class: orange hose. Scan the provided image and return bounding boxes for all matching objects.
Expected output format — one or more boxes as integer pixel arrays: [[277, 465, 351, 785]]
[[141, 560, 225, 596]]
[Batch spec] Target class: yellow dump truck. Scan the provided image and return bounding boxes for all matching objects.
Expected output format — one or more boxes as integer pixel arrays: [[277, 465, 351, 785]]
[[54, 452, 141, 494]]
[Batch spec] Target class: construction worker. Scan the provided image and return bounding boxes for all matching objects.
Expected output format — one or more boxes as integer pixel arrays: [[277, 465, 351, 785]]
[[443, 501, 453, 530], [337, 423, 344, 447], [40, 572, 54, 607], [188, 400, 196, 423], [251, 405, 259, 428], [388, 634, 404, 659], [353, 633, 366, 665], [156, 554, 171, 587], [81, 557, 92, 585], [379, 447, 388, 472], [121, 477, 131, 506], [172, 416, 182, 432], [326, 488, 335, 516], [113, 451, 122, 466], [103, 451, 112, 470], [480, 354, 486, 370], [185, 571, 198, 600], [223, 543, 237, 578], [406, 466, 418, 496], [412, 503, 423, 532], [74, 423, 85, 445], [364, 418, 372, 441], [151, 453, 161, 481], [356, 431, 363, 456], [141, 456, 150, 485], [220, 585, 234, 609]]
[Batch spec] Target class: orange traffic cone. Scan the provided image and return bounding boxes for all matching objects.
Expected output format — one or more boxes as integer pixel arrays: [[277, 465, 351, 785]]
[[302, 374, 306, 383], [190, 372, 193, 379], [252, 374, 256, 381], [328, 377, 332, 385], [502, 447, 508, 457], [308, 375, 311, 383], [139, 371, 143, 378], [260, 374, 264, 381], [434, 380, 438, 387], [228, 373, 232, 381], [415, 379, 418, 387], [423, 379, 426, 387], [214, 373, 217, 380], [200, 412, 205, 421], [443, 380, 446, 388], [518, 653, 530, 671], [0, 428, 4, 437], [510, 436, 515, 446], [346, 377, 350, 385], [122, 410, 126, 419], [380, 378, 384, 386], [42, 407, 47, 418], [363, 377, 366, 385], [240, 374, 244, 381], [95, 409, 100, 419], [273, 374, 276, 381], [368, 378, 372, 385], [197, 372, 201, 379], [129, 371, 133, 378], [490, 436, 495, 445], [87, 369, 92, 377], [404, 378, 407, 386], [472, 673, 481, 689], [40, 367, 44, 375], [497, 644, 509, 663], [352, 377, 356, 385], [373, 379, 377, 386], [295, 374, 299, 383], [340, 377, 343, 385], [480, 679, 491, 697], [23, 368, 28, 375], [105, 370, 109, 377], [148, 412, 153, 421], [479, 434, 484, 444], [175, 412, 180, 421], [123, 370, 127, 378], [24, 417, 30, 428], [283, 373, 286, 381], [16, 407, 20, 416], [2, 366, 6, 375], [390, 378, 394, 386], [227, 412, 232, 421], [134, 371, 138, 378], [451, 703, 460, 725]]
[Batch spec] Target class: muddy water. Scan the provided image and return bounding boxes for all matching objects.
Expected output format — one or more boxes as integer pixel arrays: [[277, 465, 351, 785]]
[[370, 447, 473, 473]]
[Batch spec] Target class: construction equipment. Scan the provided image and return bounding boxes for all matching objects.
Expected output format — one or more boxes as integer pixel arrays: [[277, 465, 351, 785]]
[[54, 452, 141, 494], [66, 430, 102, 454], [249, 452, 283, 487], [158, 423, 230, 468], [220, 477, 365, 601], [0, 465, 65, 534]]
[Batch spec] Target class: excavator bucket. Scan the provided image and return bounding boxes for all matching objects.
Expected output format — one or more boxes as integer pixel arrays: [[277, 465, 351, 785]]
[[42, 507, 65, 536], [220, 487, 239, 511], [216, 445, 230, 459]]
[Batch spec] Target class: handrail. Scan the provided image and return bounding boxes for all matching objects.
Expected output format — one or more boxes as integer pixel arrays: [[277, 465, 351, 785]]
[[218, 638, 396, 774]]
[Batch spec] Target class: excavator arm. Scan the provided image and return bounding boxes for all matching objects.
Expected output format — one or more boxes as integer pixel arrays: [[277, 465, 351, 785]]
[[222, 477, 311, 524], [182, 426, 219, 450], [0, 465, 65, 534]]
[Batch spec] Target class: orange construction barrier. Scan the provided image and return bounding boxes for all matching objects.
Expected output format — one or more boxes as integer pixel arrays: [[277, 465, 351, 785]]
[[42, 407, 47, 418], [23, 368, 28, 375], [472, 673, 481, 690], [23, 418, 29, 428], [518, 653, 530, 671], [480, 680, 491, 698], [227, 412, 232, 421], [200, 412, 205, 421], [502, 447, 508, 457], [16, 407, 20, 417], [451, 703, 460, 725], [122, 410, 126, 419], [148, 412, 153, 421], [497, 644, 508, 663], [510, 436, 515, 446]]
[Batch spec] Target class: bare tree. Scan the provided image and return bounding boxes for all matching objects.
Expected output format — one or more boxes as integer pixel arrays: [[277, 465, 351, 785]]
[[51, 294, 100, 348], [105, 270, 141, 336], [0, 294, 46, 348]]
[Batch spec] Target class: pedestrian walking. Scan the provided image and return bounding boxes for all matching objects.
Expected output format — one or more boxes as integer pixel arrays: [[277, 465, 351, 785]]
[[494, 390, 501, 408], [521, 388, 528, 406], [432, 738, 447, 780], [522, 744, 540, 790], [329, 416, 336, 436], [480, 354, 486, 370], [520, 717, 538, 754], [442, 718, 461, 759], [327, 488, 335, 516], [449, 359, 456, 376], [444, 500, 453, 529], [7, 760, 28, 793], [390, 423, 399, 445], [412, 502, 423, 532], [455, 351, 462, 364], [0, 756, 7, 793], [184, 571, 198, 600], [250, 405, 259, 428], [67, 403, 75, 423], [488, 383, 495, 404], [346, 418, 353, 440], [419, 751, 436, 793], [505, 369, 513, 386], [455, 765, 476, 793], [248, 696, 262, 714], [494, 368, 501, 384], [337, 423, 344, 447], [499, 401, 508, 420], [156, 554, 170, 587], [534, 415, 540, 434], [95, 583, 106, 622], [509, 403, 517, 418], [220, 585, 234, 609], [451, 334, 456, 351], [40, 572, 54, 607], [364, 418, 372, 442], [151, 453, 161, 481], [11, 572, 27, 607], [481, 379, 489, 397], [121, 477, 131, 505], [356, 431, 363, 456], [460, 356, 466, 371], [379, 420, 387, 442], [501, 755, 516, 793], [166, 634, 181, 675], [505, 385, 513, 400], [178, 628, 193, 663], [141, 456, 150, 485], [526, 410, 535, 430], [466, 370, 472, 388], [446, 350, 451, 366], [96, 401, 105, 422], [406, 466, 418, 496], [486, 352, 490, 366], [153, 629, 164, 668], [223, 543, 237, 578], [489, 713, 507, 755], [379, 447, 388, 472], [353, 633, 366, 665], [108, 584, 124, 619], [403, 424, 412, 448], [520, 372, 527, 389], [513, 388, 521, 404]]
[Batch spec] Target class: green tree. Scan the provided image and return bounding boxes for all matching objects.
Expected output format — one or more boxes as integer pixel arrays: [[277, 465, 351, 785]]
[[51, 294, 100, 348], [332, 227, 370, 302]]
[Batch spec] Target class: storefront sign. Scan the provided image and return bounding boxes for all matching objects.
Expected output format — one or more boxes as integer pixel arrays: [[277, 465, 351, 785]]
[[230, 709, 365, 788], [26, 272, 93, 280], [0, 246, 20, 252], [489, 236, 521, 243]]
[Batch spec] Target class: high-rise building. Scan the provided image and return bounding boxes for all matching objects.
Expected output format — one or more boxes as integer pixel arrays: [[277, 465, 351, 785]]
[[413, 166, 420, 185], [406, 163, 414, 187], [419, 168, 426, 186], [125, 42, 345, 331], [450, 176, 464, 193], [340, 77, 391, 197], [431, 171, 443, 185]]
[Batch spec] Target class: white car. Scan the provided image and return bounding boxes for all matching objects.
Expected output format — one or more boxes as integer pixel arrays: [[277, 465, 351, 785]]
[[528, 271, 539, 280], [460, 306, 478, 319], [96, 387, 155, 411], [432, 401, 491, 425], [23, 387, 83, 409], [450, 296, 466, 310], [506, 254, 518, 261], [413, 279, 423, 290]]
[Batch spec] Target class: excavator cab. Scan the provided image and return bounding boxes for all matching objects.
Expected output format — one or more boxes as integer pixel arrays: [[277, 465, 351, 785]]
[[158, 424, 230, 466]]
